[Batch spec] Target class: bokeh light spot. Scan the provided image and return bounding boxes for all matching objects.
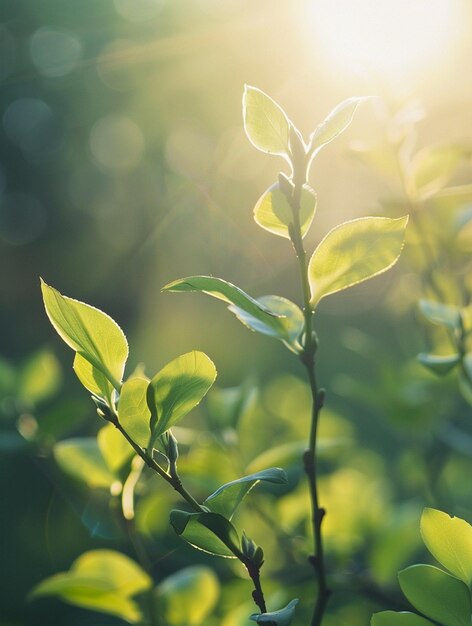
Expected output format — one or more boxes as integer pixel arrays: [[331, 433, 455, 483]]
[[114, 0, 165, 23], [29, 27, 82, 78], [90, 115, 145, 172]]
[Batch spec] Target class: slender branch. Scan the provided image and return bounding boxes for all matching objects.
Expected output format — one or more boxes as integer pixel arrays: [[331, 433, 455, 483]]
[[285, 169, 331, 626]]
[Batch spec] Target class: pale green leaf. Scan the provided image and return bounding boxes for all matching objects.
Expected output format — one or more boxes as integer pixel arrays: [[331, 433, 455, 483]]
[[417, 354, 460, 376], [157, 566, 220, 626], [118, 377, 152, 448], [421, 508, 472, 586], [409, 145, 468, 200], [204, 468, 287, 520], [170, 510, 240, 558], [254, 183, 316, 239], [310, 97, 368, 155], [419, 300, 461, 330], [147, 351, 216, 441], [372, 612, 434, 626], [229, 295, 304, 354], [73, 352, 114, 403], [250, 599, 299, 625], [308, 216, 408, 307], [398, 564, 471, 626], [243, 85, 290, 156], [18, 350, 61, 405], [54, 438, 115, 488], [41, 280, 128, 391], [97, 423, 134, 475]]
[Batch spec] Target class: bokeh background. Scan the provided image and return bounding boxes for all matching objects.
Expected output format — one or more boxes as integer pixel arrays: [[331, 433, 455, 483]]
[[2, 1, 472, 625]]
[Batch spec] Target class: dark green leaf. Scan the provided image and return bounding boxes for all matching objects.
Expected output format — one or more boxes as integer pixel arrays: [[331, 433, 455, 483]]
[[170, 510, 241, 558], [372, 612, 434, 626]]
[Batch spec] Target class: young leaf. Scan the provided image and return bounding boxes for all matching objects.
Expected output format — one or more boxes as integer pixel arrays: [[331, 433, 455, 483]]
[[420, 508, 472, 586], [250, 599, 299, 625], [118, 377, 151, 448], [229, 295, 304, 353], [254, 182, 317, 239], [147, 351, 216, 441], [170, 510, 241, 558], [409, 145, 468, 200], [243, 85, 290, 157], [40, 280, 128, 391], [372, 612, 434, 626], [309, 97, 369, 156], [308, 216, 408, 307], [157, 566, 220, 626], [419, 300, 461, 331], [417, 354, 460, 376], [398, 564, 471, 626], [97, 423, 134, 475], [73, 353, 114, 404], [204, 468, 287, 520], [54, 438, 116, 489]]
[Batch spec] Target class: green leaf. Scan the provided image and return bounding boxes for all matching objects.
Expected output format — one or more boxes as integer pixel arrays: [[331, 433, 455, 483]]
[[243, 85, 290, 156], [398, 564, 471, 626], [250, 599, 299, 625], [97, 423, 133, 475], [30, 550, 151, 623], [162, 276, 290, 342], [147, 351, 216, 441], [308, 216, 408, 307], [421, 508, 472, 586], [73, 353, 114, 404], [54, 438, 116, 489], [170, 510, 241, 558], [409, 145, 468, 200], [372, 612, 434, 626], [309, 97, 368, 156], [419, 300, 461, 330], [417, 354, 460, 376], [40, 280, 128, 391], [118, 377, 152, 448], [229, 295, 304, 353], [157, 566, 220, 626], [18, 350, 61, 405], [204, 468, 287, 520], [254, 183, 317, 239]]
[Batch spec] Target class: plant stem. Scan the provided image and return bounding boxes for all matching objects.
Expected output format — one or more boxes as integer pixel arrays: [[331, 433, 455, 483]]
[[287, 177, 331, 626]]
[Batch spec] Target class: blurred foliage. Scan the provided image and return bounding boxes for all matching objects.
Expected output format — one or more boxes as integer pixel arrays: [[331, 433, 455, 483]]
[[2, 1, 472, 626]]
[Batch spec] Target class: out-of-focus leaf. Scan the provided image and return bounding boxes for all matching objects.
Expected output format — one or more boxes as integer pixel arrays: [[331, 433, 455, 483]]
[[308, 216, 408, 307], [246, 441, 307, 473], [40, 280, 128, 391], [243, 85, 290, 156], [250, 599, 299, 625], [229, 295, 304, 353], [30, 550, 151, 623], [147, 351, 216, 441], [398, 564, 471, 626], [421, 508, 472, 586], [419, 300, 461, 330], [253, 183, 316, 239], [417, 353, 460, 376], [97, 423, 133, 475], [18, 350, 61, 405], [54, 438, 115, 489], [73, 353, 114, 403], [409, 145, 468, 200], [157, 566, 220, 626], [372, 612, 434, 626], [118, 377, 151, 448], [310, 97, 368, 156], [204, 468, 287, 519], [170, 510, 240, 558]]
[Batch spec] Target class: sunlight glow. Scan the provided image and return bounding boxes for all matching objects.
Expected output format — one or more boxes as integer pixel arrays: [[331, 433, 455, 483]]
[[305, 0, 464, 81]]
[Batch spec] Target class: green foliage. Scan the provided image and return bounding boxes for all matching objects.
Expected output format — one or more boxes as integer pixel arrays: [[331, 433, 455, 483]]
[[170, 510, 242, 558], [243, 85, 291, 157], [308, 216, 408, 307], [30, 550, 151, 623], [253, 182, 316, 239], [309, 97, 369, 157]]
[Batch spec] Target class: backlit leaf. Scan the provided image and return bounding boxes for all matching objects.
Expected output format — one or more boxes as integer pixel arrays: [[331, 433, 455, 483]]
[[421, 508, 472, 586], [147, 351, 216, 441], [243, 85, 290, 156], [204, 468, 287, 519], [398, 564, 471, 626], [73, 352, 114, 403], [54, 438, 115, 489], [97, 423, 134, 475], [170, 510, 241, 558], [254, 183, 316, 239], [310, 97, 368, 156], [308, 216, 408, 307], [118, 377, 152, 448], [41, 280, 128, 391], [157, 566, 220, 626]]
